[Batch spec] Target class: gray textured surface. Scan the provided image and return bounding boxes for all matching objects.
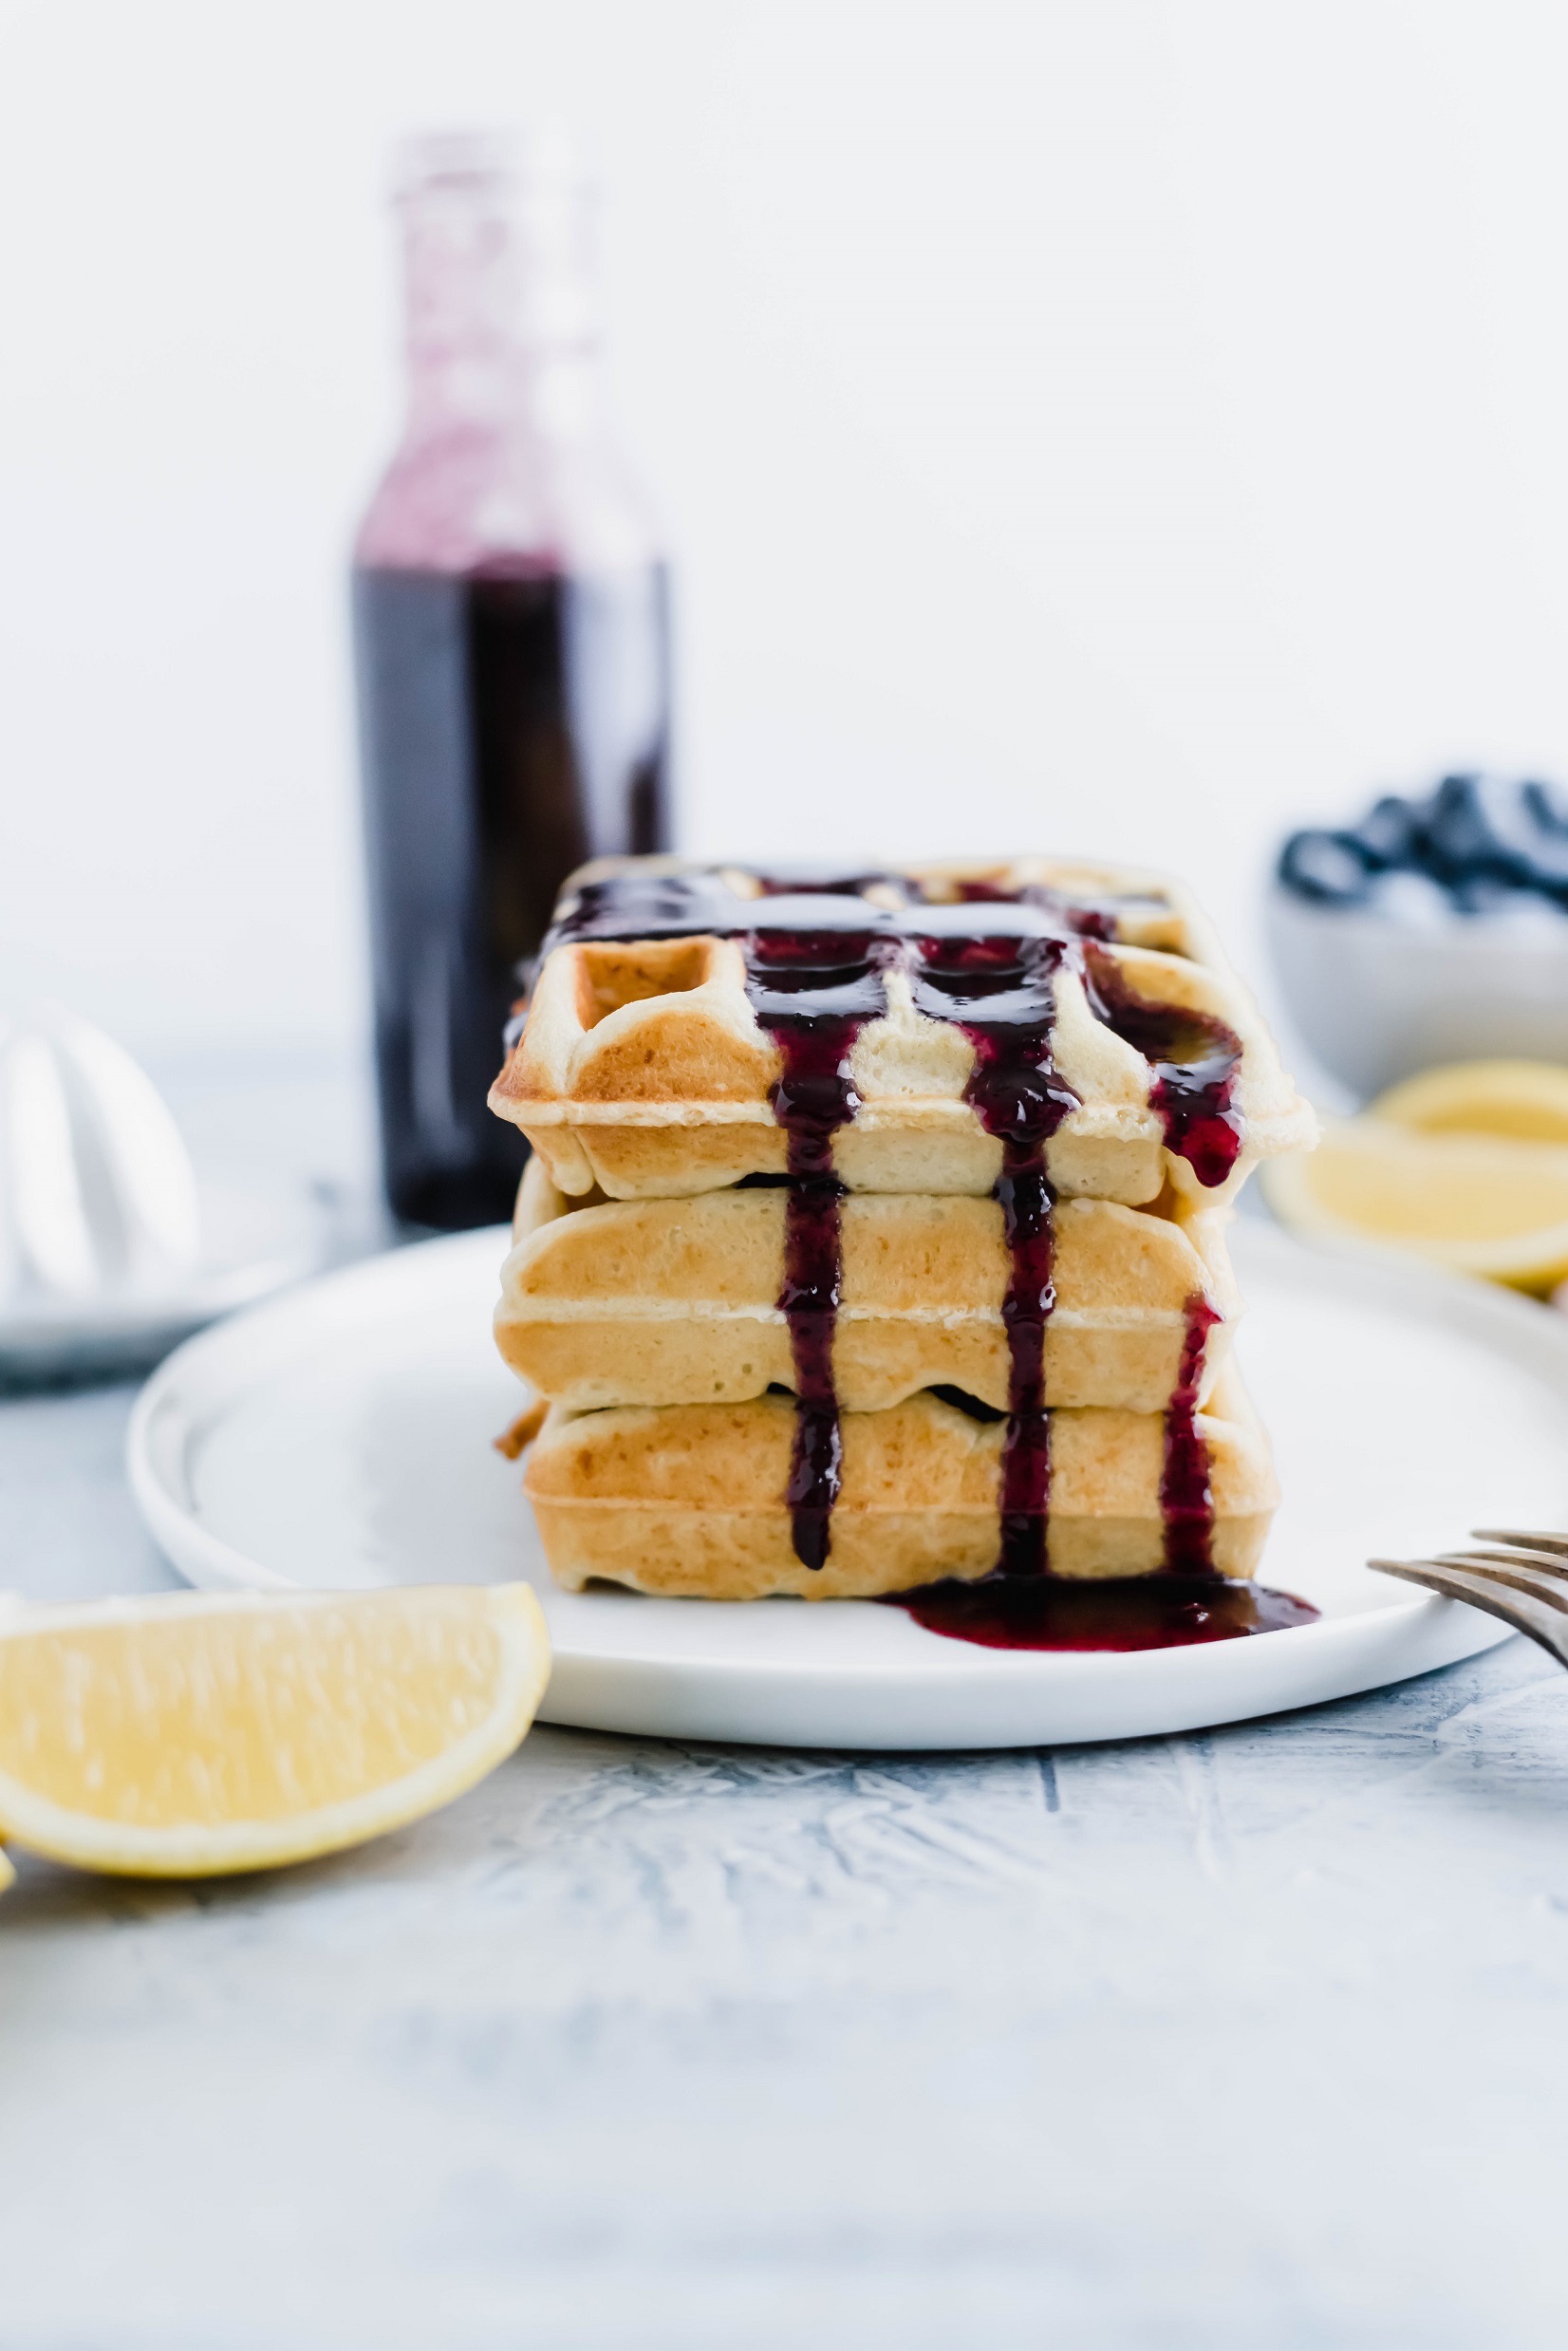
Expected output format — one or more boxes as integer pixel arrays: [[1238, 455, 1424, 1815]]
[[2, 1376, 1568, 2349]]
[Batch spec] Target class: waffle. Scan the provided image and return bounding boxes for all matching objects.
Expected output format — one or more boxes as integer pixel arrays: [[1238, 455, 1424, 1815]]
[[496, 1157, 1241, 1414], [491, 853, 1309, 1611], [488, 860, 1314, 1205], [523, 1368, 1278, 1598]]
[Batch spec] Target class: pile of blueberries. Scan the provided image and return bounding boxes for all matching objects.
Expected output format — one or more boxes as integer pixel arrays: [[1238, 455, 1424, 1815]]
[[1279, 774, 1568, 916]]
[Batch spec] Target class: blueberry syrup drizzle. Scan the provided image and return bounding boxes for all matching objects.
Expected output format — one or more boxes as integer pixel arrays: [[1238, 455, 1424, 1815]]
[[742, 927, 890, 1570], [1080, 942, 1244, 1189], [1162, 1296, 1221, 1572], [541, 869, 750, 954], [910, 933, 1081, 1576], [543, 868, 1124, 956]]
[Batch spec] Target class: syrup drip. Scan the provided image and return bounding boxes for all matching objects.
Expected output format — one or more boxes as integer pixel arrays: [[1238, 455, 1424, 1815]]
[[911, 933, 1080, 1576], [1162, 1294, 1221, 1573], [883, 1574, 1319, 1651], [743, 927, 889, 1570], [1081, 942, 1244, 1188]]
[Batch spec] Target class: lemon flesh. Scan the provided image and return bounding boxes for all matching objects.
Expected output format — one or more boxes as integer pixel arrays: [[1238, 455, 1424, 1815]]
[[1372, 1058, 1568, 1144], [1263, 1120, 1568, 1291], [0, 1582, 551, 1877]]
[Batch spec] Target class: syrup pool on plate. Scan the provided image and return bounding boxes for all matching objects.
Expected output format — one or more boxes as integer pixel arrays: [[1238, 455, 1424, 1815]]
[[883, 1576, 1320, 1651]]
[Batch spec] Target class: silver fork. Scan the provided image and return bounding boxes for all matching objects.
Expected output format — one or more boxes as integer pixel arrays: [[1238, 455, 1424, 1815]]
[[1370, 1531, 1568, 1667]]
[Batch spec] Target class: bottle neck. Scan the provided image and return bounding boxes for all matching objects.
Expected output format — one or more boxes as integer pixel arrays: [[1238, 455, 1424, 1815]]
[[360, 140, 659, 576], [403, 338, 609, 447], [398, 169, 606, 442]]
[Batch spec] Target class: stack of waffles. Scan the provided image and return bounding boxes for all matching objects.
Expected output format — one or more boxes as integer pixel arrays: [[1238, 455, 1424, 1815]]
[[488, 858, 1316, 1603]]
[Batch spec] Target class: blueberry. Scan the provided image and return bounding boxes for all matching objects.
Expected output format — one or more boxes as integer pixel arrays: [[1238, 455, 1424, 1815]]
[[1508, 779, 1568, 888], [1368, 868, 1454, 925], [1448, 872, 1521, 916], [1418, 774, 1499, 881], [1418, 773, 1563, 889], [1278, 830, 1376, 906], [1350, 794, 1423, 869], [1523, 778, 1568, 842], [1282, 774, 1568, 913]]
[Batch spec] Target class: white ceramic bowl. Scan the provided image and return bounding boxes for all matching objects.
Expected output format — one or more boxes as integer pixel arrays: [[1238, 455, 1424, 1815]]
[[1267, 886, 1568, 1099]]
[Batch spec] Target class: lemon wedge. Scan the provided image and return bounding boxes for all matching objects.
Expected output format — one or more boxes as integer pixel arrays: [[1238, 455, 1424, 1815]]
[[0, 1583, 550, 1878], [1372, 1058, 1568, 1145], [1264, 1118, 1568, 1292]]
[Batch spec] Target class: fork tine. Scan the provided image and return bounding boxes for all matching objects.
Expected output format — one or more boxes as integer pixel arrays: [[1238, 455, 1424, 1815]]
[[1473, 1528, 1568, 1559], [1368, 1557, 1568, 1668], [1431, 1553, 1568, 1611], [1450, 1544, 1568, 1580]]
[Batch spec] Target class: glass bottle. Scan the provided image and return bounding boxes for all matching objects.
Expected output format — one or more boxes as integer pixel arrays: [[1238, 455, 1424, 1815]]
[[352, 131, 672, 1229]]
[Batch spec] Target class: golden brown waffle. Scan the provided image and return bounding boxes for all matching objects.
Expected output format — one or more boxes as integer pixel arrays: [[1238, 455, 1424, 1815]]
[[489, 864, 1313, 1204], [523, 1368, 1278, 1598], [496, 1158, 1240, 1414], [491, 852, 1305, 1608]]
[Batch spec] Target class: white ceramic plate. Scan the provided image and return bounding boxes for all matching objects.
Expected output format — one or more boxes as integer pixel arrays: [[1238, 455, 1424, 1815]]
[[125, 1223, 1566, 1749]]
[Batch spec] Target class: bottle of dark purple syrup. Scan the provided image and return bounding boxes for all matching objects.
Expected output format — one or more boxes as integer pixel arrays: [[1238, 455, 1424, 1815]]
[[352, 132, 672, 1228]]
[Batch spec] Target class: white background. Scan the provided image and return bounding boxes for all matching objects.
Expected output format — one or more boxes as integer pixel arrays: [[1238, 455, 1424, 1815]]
[[2, 0, 1566, 1060]]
